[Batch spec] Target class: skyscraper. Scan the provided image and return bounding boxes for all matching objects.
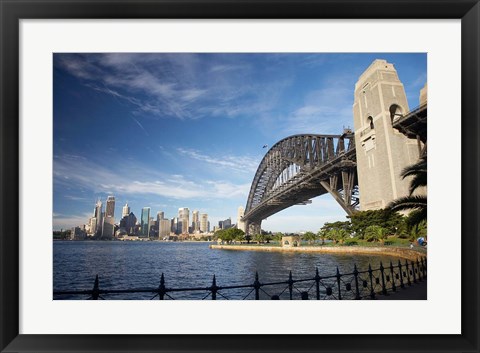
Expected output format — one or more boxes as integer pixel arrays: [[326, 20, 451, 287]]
[[105, 196, 115, 218], [159, 219, 171, 238], [178, 207, 190, 234], [92, 199, 103, 235], [157, 211, 165, 222], [122, 203, 130, 218], [120, 212, 137, 235], [171, 217, 179, 234], [200, 213, 208, 233], [102, 196, 115, 239], [141, 207, 150, 237], [192, 210, 199, 232]]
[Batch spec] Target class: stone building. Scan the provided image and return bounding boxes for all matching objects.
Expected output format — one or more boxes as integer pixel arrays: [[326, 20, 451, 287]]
[[281, 234, 301, 247]]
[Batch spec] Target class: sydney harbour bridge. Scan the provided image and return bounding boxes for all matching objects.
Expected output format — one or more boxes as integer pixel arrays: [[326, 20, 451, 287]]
[[242, 60, 427, 235]]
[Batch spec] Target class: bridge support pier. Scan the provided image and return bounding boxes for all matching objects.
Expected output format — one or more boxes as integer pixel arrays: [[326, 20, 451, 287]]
[[246, 222, 261, 236]]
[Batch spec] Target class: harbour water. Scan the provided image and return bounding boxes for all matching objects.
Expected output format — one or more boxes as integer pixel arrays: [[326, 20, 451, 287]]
[[53, 241, 399, 299]]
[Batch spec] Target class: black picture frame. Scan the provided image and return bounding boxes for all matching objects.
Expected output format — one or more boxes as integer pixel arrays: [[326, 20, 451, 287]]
[[1, 1, 479, 352]]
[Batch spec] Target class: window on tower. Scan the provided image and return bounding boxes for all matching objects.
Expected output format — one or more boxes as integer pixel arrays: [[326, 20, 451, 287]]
[[367, 116, 374, 129]]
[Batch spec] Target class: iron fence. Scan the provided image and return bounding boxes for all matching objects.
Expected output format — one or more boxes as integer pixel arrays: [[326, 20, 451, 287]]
[[53, 257, 426, 300]]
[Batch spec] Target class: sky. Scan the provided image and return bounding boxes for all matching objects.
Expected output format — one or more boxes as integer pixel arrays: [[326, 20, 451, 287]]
[[53, 53, 427, 232]]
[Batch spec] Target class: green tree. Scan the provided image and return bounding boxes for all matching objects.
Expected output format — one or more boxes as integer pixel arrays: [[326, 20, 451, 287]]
[[388, 156, 427, 227], [317, 229, 327, 245], [407, 220, 427, 241], [252, 233, 265, 244], [321, 221, 351, 233], [215, 228, 245, 243], [328, 228, 349, 244], [302, 231, 317, 245], [349, 209, 404, 238], [227, 228, 245, 242], [364, 225, 388, 242], [273, 232, 283, 242]]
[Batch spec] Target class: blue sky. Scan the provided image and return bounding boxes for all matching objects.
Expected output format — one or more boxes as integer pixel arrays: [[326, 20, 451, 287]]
[[53, 53, 426, 232]]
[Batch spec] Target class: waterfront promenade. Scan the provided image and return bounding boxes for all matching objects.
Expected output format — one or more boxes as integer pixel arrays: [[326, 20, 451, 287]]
[[377, 280, 427, 300], [210, 244, 426, 261]]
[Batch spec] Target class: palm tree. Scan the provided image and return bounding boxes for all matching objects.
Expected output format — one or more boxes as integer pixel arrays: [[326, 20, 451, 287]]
[[388, 155, 427, 227], [328, 228, 349, 244], [364, 225, 387, 243], [302, 231, 317, 245]]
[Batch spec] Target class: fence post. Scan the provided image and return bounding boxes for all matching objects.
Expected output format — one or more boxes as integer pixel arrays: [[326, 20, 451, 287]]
[[158, 273, 166, 300], [405, 260, 411, 286], [368, 264, 375, 299], [211, 275, 218, 300], [288, 271, 293, 300], [353, 264, 361, 300], [254, 272, 260, 300], [92, 275, 99, 300], [398, 260, 405, 288], [315, 268, 320, 300], [389, 261, 396, 292], [380, 262, 387, 295], [336, 267, 342, 300], [411, 260, 417, 283], [422, 257, 427, 278], [416, 259, 422, 281], [424, 257, 428, 277]]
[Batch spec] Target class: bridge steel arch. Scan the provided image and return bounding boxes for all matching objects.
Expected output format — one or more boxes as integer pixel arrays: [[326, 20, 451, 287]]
[[243, 133, 359, 235]]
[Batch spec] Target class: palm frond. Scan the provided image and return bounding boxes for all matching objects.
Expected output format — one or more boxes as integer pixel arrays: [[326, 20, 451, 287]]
[[409, 174, 427, 195], [388, 195, 427, 212], [401, 156, 427, 179], [406, 209, 427, 227]]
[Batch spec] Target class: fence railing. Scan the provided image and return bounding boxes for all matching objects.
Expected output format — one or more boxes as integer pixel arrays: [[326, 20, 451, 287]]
[[53, 257, 427, 300]]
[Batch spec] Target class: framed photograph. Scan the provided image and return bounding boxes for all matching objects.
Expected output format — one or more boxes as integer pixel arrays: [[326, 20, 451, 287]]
[[1, 0, 479, 352]]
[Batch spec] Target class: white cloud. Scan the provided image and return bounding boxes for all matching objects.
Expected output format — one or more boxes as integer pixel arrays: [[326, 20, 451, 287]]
[[54, 154, 250, 201], [279, 86, 354, 135], [176, 148, 260, 173], [56, 53, 291, 121]]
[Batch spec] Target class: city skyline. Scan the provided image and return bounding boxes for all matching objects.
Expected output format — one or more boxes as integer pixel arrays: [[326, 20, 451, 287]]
[[53, 53, 427, 232]]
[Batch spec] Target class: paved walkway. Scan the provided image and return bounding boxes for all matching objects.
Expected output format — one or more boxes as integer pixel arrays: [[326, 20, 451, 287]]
[[376, 280, 427, 300]]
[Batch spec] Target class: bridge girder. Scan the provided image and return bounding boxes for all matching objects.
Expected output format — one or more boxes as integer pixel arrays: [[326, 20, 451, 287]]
[[243, 133, 358, 233]]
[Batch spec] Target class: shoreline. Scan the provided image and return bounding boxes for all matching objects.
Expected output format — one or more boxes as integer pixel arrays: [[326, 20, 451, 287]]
[[210, 244, 426, 261]]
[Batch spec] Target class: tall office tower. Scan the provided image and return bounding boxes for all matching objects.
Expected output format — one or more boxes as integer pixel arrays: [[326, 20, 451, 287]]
[[200, 213, 208, 233], [120, 212, 137, 235], [223, 217, 232, 229], [237, 206, 246, 232], [178, 207, 190, 234], [149, 217, 157, 238], [92, 199, 103, 235], [157, 211, 165, 222], [101, 196, 115, 239], [353, 59, 420, 211], [122, 203, 130, 218], [101, 219, 114, 239], [159, 219, 171, 238], [171, 217, 177, 234], [140, 207, 151, 237], [192, 210, 200, 232], [105, 196, 115, 218], [89, 217, 97, 236]]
